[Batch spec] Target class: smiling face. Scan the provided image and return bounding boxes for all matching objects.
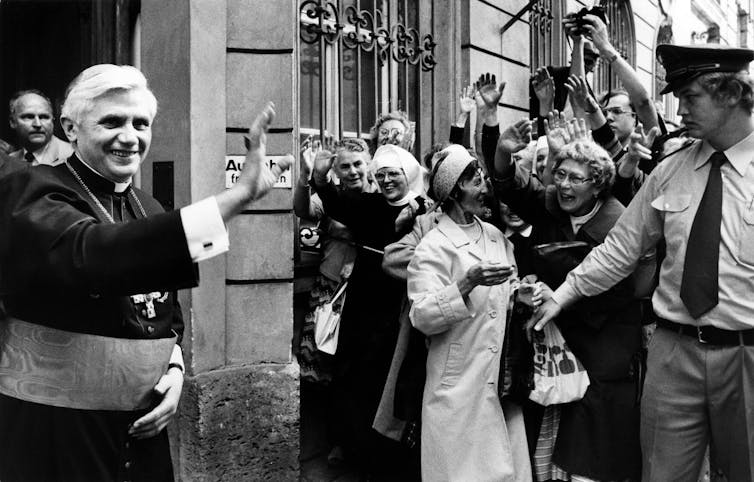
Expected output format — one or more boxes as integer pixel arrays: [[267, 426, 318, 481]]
[[375, 166, 408, 201], [10, 93, 54, 152], [554, 159, 600, 216], [377, 119, 407, 147], [453, 167, 489, 218], [62, 89, 153, 183], [332, 150, 368, 191], [675, 78, 730, 141]]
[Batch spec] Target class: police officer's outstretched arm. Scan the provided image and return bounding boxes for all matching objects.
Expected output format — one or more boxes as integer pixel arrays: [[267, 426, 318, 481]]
[[215, 102, 293, 222]]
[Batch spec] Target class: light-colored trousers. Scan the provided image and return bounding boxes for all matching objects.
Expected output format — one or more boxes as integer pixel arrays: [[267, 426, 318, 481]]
[[641, 327, 754, 482]]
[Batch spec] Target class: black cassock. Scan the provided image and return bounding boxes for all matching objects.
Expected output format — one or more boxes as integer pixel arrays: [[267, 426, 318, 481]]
[[0, 155, 198, 481]]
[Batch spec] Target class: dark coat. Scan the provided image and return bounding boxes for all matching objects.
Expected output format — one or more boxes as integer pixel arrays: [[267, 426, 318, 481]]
[[0, 155, 196, 481], [494, 169, 642, 481], [0, 150, 26, 180]]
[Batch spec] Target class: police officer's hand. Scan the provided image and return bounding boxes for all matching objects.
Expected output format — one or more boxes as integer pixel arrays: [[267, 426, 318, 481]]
[[525, 298, 562, 341], [129, 366, 184, 439]]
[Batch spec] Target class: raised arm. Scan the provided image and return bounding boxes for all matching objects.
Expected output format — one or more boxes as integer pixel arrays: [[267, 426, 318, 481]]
[[580, 15, 658, 131]]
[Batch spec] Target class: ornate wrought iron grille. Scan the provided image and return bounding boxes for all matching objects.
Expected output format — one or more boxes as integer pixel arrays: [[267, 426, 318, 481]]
[[298, 0, 435, 141]]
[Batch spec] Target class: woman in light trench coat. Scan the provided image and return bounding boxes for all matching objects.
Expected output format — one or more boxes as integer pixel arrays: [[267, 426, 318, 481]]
[[407, 147, 532, 482]]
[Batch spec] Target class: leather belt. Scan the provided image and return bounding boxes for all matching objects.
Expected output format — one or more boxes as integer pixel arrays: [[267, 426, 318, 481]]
[[0, 317, 176, 411], [656, 318, 754, 346]]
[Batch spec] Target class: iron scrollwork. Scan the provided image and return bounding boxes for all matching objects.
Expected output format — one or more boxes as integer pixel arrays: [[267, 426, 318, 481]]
[[299, 1, 436, 71]]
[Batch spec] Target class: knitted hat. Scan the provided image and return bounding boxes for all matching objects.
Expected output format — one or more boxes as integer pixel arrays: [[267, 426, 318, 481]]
[[431, 144, 475, 203], [371, 144, 425, 195]]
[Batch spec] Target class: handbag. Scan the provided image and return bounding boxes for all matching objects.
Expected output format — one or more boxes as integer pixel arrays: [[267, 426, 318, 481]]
[[314, 280, 348, 355], [528, 321, 590, 406]]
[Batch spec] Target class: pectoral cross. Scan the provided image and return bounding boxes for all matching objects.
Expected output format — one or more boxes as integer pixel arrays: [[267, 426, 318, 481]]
[[131, 292, 166, 319]]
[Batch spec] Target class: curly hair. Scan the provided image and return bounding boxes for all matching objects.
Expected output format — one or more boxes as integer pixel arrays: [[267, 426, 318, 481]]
[[368, 110, 414, 152], [696, 71, 754, 112], [553, 140, 615, 197]]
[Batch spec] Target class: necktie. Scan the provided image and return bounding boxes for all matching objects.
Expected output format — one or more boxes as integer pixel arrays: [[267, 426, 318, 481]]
[[24, 151, 35, 164], [680, 151, 726, 318]]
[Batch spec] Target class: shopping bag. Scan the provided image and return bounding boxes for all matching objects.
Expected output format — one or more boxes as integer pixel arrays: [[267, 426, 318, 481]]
[[528, 322, 590, 406], [314, 281, 348, 355]]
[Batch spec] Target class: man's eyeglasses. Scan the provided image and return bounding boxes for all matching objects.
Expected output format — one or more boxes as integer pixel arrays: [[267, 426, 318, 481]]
[[374, 169, 404, 182], [602, 107, 635, 117], [553, 169, 593, 186]]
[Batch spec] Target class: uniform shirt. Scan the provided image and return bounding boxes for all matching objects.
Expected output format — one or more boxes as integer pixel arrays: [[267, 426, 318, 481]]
[[10, 135, 74, 166], [553, 130, 754, 330]]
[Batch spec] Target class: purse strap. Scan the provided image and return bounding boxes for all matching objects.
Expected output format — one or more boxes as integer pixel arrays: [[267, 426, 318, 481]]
[[331, 280, 348, 303]]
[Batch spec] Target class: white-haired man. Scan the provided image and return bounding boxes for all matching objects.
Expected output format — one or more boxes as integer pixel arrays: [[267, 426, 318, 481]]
[[8, 89, 73, 166], [0, 64, 290, 481]]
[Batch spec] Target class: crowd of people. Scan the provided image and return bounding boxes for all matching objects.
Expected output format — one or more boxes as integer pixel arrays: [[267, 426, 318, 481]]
[[295, 11, 754, 482], [2, 7, 754, 482]]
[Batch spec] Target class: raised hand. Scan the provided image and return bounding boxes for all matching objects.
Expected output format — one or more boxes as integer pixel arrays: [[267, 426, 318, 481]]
[[498, 119, 533, 154], [565, 75, 600, 115], [531, 67, 555, 113], [476, 72, 506, 111], [567, 117, 591, 141], [543, 110, 570, 154], [459, 84, 476, 114], [619, 124, 660, 178], [312, 148, 335, 182], [299, 135, 315, 182], [241, 102, 293, 201], [580, 14, 612, 53]]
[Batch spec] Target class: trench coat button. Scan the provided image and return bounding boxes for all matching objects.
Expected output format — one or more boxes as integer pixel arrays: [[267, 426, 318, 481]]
[[147, 325, 155, 334], [490, 345, 499, 353], [124, 461, 132, 469], [90, 293, 100, 299], [489, 310, 498, 318], [141, 309, 148, 317]]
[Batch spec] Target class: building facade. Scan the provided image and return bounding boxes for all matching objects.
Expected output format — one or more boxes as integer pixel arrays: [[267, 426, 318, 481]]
[[1, 0, 752, 479]]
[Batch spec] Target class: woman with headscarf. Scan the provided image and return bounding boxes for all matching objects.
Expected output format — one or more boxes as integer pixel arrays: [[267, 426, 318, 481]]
[[310, 143, 428, 479], [407, 147, 532, 481]]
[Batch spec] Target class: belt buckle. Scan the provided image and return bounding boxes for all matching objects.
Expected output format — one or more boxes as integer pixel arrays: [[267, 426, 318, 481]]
[[697, 326, 708, 344]]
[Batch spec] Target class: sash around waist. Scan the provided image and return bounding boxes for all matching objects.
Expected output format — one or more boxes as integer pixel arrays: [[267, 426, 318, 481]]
[[0, 317, 176, 411]]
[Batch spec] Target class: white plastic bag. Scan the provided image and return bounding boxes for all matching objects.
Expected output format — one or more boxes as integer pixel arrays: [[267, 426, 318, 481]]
[[529, 322, 590, 406], [314, 281, 348, 355]]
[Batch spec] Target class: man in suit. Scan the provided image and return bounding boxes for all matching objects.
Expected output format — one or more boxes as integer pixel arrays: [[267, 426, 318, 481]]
[[8, 89, 73, 166], [0, 64, 291, 481]]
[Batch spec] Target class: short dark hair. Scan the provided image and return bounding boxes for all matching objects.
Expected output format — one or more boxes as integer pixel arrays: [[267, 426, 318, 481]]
[[696, 71, 754, 112], [9, 89, 53, 118], [599, 89, 635, 112]]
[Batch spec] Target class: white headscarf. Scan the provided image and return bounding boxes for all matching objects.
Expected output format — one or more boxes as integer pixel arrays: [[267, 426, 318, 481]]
[[371, 144, 426, 205]]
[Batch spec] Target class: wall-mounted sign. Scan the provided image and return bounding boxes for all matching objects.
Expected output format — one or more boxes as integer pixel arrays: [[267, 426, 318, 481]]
[[225, 155, 292, 189]]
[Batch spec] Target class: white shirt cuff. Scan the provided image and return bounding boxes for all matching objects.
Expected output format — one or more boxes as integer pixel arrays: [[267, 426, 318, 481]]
[[180, 197, 229, 262], [169, 344, 185, 372], [552, 281, 581, 309]]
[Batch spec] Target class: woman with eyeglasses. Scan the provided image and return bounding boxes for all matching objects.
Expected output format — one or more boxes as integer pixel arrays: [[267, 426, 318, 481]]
[[407, 147, 532, 482], [368, 111, 414, 155], [310, 143, 428, 479], [494, 130, 643, 482]]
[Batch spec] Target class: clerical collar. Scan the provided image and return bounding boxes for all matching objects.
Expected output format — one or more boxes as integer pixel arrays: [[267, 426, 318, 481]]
[[506, 224, 532, 238], [70, 154, 131, 194]]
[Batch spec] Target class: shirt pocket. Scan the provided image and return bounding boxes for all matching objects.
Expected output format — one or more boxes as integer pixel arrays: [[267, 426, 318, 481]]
[[650, 193, 692, 213], [440, 342, 464, 387], [739, 207, 754, 265]]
